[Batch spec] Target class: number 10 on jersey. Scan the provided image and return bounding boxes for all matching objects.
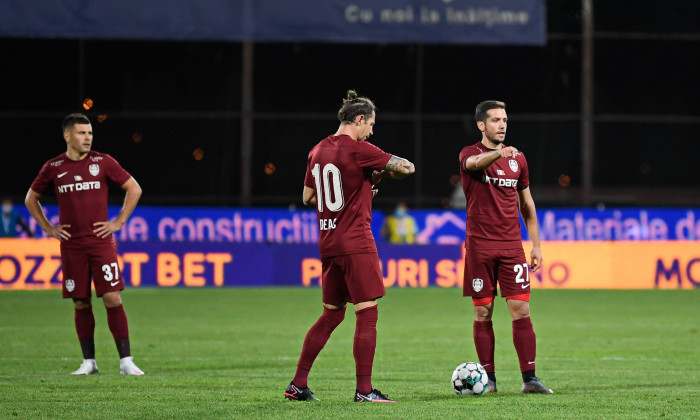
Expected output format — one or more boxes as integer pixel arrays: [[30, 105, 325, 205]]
[[311, 163, 345, 212]]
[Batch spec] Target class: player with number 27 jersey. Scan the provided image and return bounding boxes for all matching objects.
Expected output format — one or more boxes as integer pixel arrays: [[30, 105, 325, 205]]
[[459, 141, 530, 250], [457, 101, 552, 395], [304, 135, 391, 258]]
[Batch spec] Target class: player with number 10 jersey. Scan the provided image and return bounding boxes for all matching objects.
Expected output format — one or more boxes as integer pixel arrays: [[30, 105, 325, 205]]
[[305, 137, 391, 258], [285, 90, 414, 404]]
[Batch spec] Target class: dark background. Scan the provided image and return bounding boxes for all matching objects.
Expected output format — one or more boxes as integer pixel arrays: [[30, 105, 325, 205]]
[[1, 0, 699, 208]]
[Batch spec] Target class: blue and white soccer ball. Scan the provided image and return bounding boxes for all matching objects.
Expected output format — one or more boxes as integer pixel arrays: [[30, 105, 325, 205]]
[[452, 362, 489, 395]]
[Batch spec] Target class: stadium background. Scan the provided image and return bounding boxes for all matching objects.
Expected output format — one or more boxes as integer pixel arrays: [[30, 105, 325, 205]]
[[1, 0, 699, 290]]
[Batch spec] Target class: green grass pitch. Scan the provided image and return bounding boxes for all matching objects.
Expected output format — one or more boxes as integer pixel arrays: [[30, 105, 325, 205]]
[[1, 288, 698, 419]]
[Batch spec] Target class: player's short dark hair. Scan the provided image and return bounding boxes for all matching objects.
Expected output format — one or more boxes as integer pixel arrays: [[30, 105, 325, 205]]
[[337, 90, 377, 124], [475, 100, 506, 123], [62, 113, 91, 132]]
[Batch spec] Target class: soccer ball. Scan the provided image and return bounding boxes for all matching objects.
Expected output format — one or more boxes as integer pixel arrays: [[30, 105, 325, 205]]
[[451, 362, 489, 395]]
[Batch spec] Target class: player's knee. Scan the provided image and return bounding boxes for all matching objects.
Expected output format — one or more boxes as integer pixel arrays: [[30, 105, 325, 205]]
[[323, 302, 346, 311], [354, 300, 377, 313], [322, 305, 346, 325], [506, 299, 530, 319], [73, 298, 92, 310], [510, 308, 530, 320], [472, 297, 494, 321], [102, 291, 123, 308], [474, 311, 493, 322], [475, 314, 492, 322]]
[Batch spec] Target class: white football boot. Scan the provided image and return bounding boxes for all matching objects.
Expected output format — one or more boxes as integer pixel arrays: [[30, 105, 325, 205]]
[[71, 359, 99, 375], [119, 356, 145, 375]]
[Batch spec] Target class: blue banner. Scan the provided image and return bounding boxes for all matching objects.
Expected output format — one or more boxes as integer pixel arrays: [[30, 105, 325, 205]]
[[411, 208, 700, 243], [13, 205, 700, 243], [1, 0, 545, 45]]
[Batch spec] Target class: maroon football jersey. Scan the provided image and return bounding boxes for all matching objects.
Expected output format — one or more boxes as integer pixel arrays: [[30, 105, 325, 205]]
[[30, 151, 132, 239], [304, 135, 392, 258], [459, 142, 530, 249]]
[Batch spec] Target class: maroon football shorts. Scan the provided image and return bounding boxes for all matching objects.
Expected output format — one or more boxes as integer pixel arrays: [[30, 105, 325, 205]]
[[60, 238, 124, 299], [463, 246, 531, 299], [321, 252, 386, 305]]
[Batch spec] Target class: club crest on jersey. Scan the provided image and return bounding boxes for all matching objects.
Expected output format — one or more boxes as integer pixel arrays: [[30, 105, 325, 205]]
[[65, 279, 75, 292], [89, 164, 100, 176], [509, 159, 518, 172], [472, 278, 484, 292]]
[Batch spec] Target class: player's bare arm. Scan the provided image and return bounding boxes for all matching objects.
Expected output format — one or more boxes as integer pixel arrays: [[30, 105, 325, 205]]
[[24, 188, 71, 240], [518, 187, 542, 272], [302, 185, 317, 207], [93, 177, 142, 238], [383, 155, 415, 179], [465, 147, 519, 172]]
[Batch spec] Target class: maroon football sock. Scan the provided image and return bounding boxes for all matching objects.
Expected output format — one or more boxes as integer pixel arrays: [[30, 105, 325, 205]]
[[293, 306, 346, 388], [473, 320, 495, 373], [75, 307, 96, 359], [512, 317, 537, 373], [106, 305, 131, 358], [354, 305, 378, 395]]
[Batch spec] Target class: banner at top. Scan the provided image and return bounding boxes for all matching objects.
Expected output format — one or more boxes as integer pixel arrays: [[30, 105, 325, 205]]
[[0, 0, 546, 45]]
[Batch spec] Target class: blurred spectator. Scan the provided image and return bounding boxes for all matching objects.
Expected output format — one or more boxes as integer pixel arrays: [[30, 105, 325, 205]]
[[450, 184, 466, 209], [449, 175, 466, 209], [381, 202, 418, 244], [1, 198, 33, 237]]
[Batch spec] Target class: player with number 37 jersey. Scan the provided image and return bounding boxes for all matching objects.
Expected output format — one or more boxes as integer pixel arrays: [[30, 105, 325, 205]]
[[31, 151, 131, 240], [25, 113, 145, 376]]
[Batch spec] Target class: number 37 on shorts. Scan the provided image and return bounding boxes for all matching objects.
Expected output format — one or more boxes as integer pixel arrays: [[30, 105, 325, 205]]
[[102, 262, 121, 287]]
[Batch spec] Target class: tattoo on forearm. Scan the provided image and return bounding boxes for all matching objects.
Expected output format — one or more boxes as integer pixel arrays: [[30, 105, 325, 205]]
[[386, 156, 412, 173]]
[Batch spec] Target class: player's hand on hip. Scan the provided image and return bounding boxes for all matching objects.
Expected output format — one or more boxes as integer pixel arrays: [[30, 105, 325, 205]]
[[47, 224, 71, 241], [371, 188, 379, 198], [93, 221, 121, 238]]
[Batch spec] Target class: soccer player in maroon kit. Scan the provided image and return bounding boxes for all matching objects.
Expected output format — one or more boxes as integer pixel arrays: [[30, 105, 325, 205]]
[[459, 101, 553, 394], [285, 90, 415, 403], [25, 113, 145, 376]]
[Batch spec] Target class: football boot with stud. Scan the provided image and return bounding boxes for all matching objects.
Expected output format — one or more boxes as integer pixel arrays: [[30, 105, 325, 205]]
[[486, 379, 498, 393], [522, 377, 553, 394], [354, 388, 397, 403], [284, 382, 319, 401], [71, 359, 98, 375], [119, 356, 145, 375]]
